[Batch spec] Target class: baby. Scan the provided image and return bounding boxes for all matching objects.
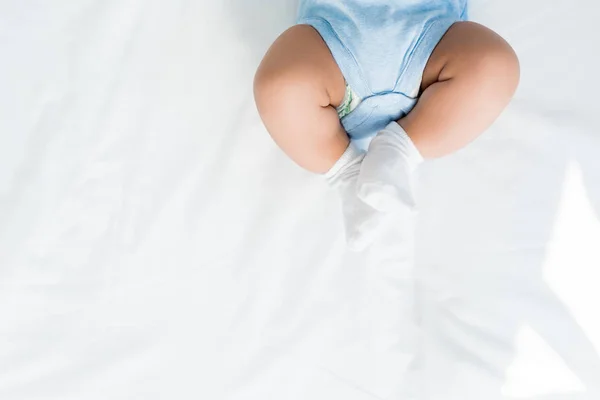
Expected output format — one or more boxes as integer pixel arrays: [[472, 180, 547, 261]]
[[254, 0, 519, 250]]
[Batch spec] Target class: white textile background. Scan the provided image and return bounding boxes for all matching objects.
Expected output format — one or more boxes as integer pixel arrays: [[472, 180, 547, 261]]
[[1, 1, 599, 399]]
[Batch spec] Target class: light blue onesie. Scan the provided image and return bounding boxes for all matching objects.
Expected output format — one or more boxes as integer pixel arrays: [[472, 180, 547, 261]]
[[297, 0, 468, 145]]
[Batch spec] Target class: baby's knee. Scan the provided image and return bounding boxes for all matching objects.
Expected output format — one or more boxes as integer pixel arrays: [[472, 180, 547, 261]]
[[254, 66, 294, 118], [440, 22, 520, 97], [474, 36, 520, 96], [254, 61, 326, 125], [254, 25, 341, 122]]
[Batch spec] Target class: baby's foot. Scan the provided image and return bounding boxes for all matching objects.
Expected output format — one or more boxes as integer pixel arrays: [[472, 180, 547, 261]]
[[326, 144, 388, 251], [357, 121, 423, 212]]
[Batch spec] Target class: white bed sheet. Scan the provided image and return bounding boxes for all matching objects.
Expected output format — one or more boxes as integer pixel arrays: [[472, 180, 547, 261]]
[[1, 1, 599, 399]]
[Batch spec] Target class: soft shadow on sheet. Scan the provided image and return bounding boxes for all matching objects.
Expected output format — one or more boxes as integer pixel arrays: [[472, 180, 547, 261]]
[[415, 82, 600, 400], [226, 0, 299, 63]]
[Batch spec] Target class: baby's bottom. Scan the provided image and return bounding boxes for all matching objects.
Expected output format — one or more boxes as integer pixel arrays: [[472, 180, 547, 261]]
[[254, 21, 520, 173]]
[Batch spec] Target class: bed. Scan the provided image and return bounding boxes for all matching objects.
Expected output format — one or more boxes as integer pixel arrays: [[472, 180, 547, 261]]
[[1, 1, 599, 399]]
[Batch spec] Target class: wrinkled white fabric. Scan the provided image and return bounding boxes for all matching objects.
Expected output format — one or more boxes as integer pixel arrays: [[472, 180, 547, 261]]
[[326, 143, 385, 250]]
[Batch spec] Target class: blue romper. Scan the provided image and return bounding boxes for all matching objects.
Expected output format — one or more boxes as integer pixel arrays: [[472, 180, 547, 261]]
[[297, 0, 468, 147]]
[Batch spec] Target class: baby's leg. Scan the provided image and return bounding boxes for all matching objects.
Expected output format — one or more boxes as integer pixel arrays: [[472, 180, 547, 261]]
[[254, 25, 387, 250], [401, 21, 520, 157], [359, 22, 520, 211], [254, 25, 347, 174]]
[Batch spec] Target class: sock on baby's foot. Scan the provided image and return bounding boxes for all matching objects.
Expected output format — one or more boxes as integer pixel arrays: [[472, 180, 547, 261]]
[[326, 143, 387, 251], [357, 121, 424, 212]]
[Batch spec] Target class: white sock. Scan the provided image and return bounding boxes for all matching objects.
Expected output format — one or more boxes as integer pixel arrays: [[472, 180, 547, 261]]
[[357, 121, 424, 212], [326, 143, 387, 251]]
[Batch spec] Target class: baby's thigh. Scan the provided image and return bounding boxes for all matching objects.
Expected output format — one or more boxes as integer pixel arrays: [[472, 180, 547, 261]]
[[253, 25, 349, 172], [254, 25, 345, 108]]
